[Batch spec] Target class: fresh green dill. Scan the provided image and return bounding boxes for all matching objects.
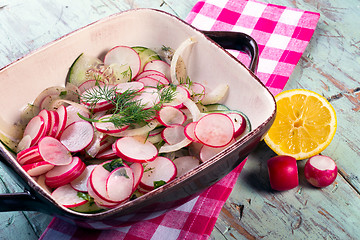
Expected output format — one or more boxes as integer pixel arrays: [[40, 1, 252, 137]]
[[78, 83, 176, 128], [121, 67, 132, 79], [59, 91, 67, 97], [77, 192, 92, 202], [161, 45, 172, 52], [154, 180, 166, 189]]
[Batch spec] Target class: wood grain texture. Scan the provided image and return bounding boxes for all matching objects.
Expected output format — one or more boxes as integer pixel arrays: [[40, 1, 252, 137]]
[[0, 0, 359, 239]]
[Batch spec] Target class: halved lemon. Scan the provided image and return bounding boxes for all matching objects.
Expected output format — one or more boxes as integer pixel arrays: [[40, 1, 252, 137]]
[[264, 89, 337, 160]]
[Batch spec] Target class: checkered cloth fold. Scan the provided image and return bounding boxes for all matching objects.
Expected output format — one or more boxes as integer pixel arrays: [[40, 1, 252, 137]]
[[40, 0, 319, 239]]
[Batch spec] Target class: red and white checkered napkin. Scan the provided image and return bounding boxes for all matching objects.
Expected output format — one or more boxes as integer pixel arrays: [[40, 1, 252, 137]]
[[40, 0, 319, 239]]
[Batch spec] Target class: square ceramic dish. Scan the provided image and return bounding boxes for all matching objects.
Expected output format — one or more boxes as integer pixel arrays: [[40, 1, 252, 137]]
[[0, 9, 275, 229]]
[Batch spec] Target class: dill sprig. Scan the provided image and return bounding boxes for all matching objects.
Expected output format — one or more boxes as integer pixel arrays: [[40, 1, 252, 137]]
[[78, 83, 176, 128]]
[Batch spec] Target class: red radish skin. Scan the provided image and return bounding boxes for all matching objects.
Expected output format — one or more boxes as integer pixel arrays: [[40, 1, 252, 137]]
[[23, 115, 46, 146], [267, 155, 299, 191], [60, 121, 94, 152], [71, 165, 97, 192], [51, 184, 88, 208], [115, 81, 144, 94], [105, 166, 134, 202], [156, 106, 186, 127], [38, 136, 72, 165], [38, 109, 51, 136], [134, 70, 165, 80], [22, 161, 55, 177], [94, 114, 129, 134], [161, 124, 187, 145], [140, 156, 177, 191], [184, 122, 200, 142], [48, 110, 60, 138], [143, 60, 170, 79], [114, 136, 158, 163], [227, 112, 246, 138], [194, 113, 234, 148], [129, 162, 144, 190], [304, 155, 337, 188], [55, 105, 68, 139]]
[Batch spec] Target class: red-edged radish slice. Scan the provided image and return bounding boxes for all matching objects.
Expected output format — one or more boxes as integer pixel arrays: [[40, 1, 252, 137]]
[[45, 156, 86, 188], [89, 161, 119, 203], [87, 180, 119, 208], [146, 74, 170, 85], [129, 163, 144, 190], [78, 79, 104, 93], [17, 135, 32, 153], [96, 148, 117, 160], [135, 70, 165, 80], [194, 113, 234, 148], [132, 88, 160, 109], [48, 110, 60, 138], [17, 145, 40, 164], [156, 106, 186, 127], [71, 165, 97, 192], [51, 184, 88, 208], [115, 81, 144, 94], [140, 156, 177, 191], [162, 85, 190, 109], [137, 76, 165, 88], [55, 105, 68, 139], [227, 112, 246, 138], [80, 85, 114, 112], [106, 166, 134, 202], [18, 148, 43, 166], [104, 46, 141, 79], [60, 121, 94, 152], [40, 94, 60, 110], [161, 125, 187, 145], [66, 105, 90, 127], [143, 60, 170, 79], [114, 136, 158, 163], [22, 161, 54, 177], [199, 139, 236, 162], [184, 122, 200, 142], [173, 156, 200, 177], [23, 115, 46, 146], [184, 82, 205, 103], [38, 136, 72, 165], [33, 86, 66, 108], [38, 109, 51, 136], [93, 114, 129, 134]]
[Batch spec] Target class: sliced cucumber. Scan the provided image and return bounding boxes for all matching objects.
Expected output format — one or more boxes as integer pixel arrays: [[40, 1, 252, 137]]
[[67, 53, 102, 86], [203, 103, 230, 112], [70, 201, 103, 213], [132, 46, 161, 72]]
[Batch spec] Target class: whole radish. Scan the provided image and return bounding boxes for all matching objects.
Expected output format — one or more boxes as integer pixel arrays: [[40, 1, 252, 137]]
[[304, 155, 337, 188], [267, 155, 299, 191]]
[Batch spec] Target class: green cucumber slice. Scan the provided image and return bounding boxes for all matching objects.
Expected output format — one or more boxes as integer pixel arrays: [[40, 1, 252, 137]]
[[203, 104, 230, 112], [70, 201, 103, 213], [132, 46, 161, 72], [67, 53, 102, 86]]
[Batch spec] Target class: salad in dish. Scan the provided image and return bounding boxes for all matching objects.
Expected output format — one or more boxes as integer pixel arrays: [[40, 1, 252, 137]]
[[15, 39, 251, 213]]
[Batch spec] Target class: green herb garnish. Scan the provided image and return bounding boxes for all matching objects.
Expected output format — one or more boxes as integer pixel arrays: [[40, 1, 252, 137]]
[[103, 158, 125, 172], [154, 180, 166, 189]]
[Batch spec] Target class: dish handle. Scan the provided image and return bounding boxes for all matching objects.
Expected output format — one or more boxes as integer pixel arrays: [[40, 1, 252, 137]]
[[201, 31, 259, 73], [0, 156, 51, 213]]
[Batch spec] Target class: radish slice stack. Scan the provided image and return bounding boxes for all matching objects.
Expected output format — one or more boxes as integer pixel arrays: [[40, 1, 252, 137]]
[[16, 40, 252, 212]]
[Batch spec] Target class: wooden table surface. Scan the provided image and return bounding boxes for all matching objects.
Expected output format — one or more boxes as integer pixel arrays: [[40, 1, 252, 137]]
[[0, 0, 359, 239]]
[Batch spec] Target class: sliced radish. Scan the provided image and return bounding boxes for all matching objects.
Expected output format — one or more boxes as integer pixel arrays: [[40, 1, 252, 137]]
[[162, 85, 190, 109], [54, 105, 68, 139], [60, 121, 94, 152], [18, 149, 43, 166], [80, 85, 114, 112], [114, 136, 158, 163], [199, 139, 236, 162], [104, 46, 141, 79], [38, 136, 72, 165], [106, 166, 134, 202], [161, 124, 187, 145], [23, 115, 46, 146], [87, 180, 119, 208], [66, 105, 90, 127], [143, 60, 170, 79], [183, 82, 205, 103], [156, 106, 186, 127], [115, 81, 144, 94], [38, 109, 52, 136], [40, 94, 61, 110], [45, 156, 86, 188], [48, 110, 60, 138], [22, 161, 55, 177], [194, 113, 234, 148], [70, 165, 97, 192], [140, 156, 177, 191], [17, 145, 39, 162], [129, 162, 144, 190], [137, 76, 165, 88], [132, 88, 160, 110], [145, 74, 170, 85], [78, 80, 104, 93], [173, 156, 200, 177], [51, 184, 88, 208], [96, 148, 117, 160], [184, 122, 200, 142], [89, 161, 119, 203], [93, 114, 129, 134], [135, 70, 165, 80], [227, 112, 246, 138]]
